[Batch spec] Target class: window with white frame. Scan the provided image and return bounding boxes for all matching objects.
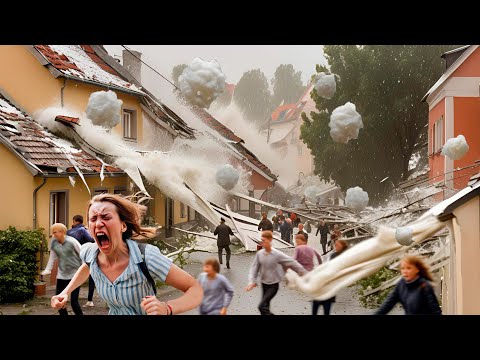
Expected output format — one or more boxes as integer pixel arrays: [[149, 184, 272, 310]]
[[123, 109, 137, 140], [432, 115, 444, 153]]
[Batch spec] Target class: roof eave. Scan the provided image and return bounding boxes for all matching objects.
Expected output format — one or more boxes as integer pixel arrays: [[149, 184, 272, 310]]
[[27, 45, 144, 97], [438, 184, 480, 220], [0, 132, 41, 176], [41, 171, 126, 178], [422, 45, 479, 103]]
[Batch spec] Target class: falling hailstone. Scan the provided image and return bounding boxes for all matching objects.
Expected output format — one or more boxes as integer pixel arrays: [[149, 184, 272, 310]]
[[304, 185, 321, 203], [329, 102, 363, 143], [313, 72, 336, 99], [86, 90, 123, 129], [441, 134, 469, 160], [345, 186, 369, 212], [215, 164, 240, 190], [179, 58, 226, 108], [395, 226, 413, 246]]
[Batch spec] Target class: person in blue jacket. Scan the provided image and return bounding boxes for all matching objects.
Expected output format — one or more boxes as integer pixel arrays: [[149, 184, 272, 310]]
[[375, 255, 441, 315], [67, 215, 96, 307]]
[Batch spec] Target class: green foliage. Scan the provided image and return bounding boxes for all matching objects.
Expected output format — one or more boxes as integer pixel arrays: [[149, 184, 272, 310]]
[[150, 233, 196, 269], [0, 227, 46, 303], [301, 45, 460, 204], [233, 69, 273, 127], [172, 64, 188, 86], [356, 266, 398, 308], [271, 64, 305, 106], [171, 234, 197, 269]]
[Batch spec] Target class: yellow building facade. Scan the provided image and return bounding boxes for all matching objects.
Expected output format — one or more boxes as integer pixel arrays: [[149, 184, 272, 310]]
[[0, 45, 191, 239]]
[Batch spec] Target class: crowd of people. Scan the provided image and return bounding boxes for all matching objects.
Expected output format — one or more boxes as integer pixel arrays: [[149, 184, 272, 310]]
[[44, 194, 441, 316]]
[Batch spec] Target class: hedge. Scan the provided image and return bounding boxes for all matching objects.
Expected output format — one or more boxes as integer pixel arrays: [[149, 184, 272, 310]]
[[0, 227, 45, 303]]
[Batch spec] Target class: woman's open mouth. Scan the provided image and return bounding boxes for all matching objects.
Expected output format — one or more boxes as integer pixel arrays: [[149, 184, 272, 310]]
[[96, 232, 110, 250]]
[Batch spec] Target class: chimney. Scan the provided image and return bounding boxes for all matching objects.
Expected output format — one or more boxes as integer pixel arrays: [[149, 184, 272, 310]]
[[122, 49, 142, 83]]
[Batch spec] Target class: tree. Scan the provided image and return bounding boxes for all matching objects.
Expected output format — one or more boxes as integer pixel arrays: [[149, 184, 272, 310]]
[[233, 69, 272, 127], [171, 64, 188, 86], [211, 83, 233, 109], [300, 45, 459, 204], [271, 64, 305, 106]]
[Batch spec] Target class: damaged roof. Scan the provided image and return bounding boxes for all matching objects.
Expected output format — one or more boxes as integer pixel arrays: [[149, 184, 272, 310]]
[[30, 45, 195, 138], [33, 45, 144, 95], [187, 102, 276, 181], [0, 93, 123, 176]]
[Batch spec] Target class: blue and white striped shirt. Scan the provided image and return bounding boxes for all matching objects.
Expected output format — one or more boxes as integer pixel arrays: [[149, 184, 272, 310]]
[[80, 239, 172, 315]]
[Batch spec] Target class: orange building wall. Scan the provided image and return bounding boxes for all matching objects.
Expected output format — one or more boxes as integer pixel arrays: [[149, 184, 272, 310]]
[[453, 97, 480, 189], [250, 170, 274, 190], [429, 98, 445, 185], [451, 47, 480, 77]]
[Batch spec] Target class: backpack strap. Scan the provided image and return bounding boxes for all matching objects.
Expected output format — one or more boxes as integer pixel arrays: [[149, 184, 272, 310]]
[[86, 243, 157, 296], [136, 242, 157, 296]]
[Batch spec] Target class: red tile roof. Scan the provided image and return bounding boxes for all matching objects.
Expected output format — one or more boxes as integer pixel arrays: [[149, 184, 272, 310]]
[[55, 115, 80, 127], [34, 45, 143, 94], [232, 142, 275, 179], [271, 104, 296, 121], [191, 106, 244, 143], [0, 94, 123, 175], [184, 102, 276, 180]]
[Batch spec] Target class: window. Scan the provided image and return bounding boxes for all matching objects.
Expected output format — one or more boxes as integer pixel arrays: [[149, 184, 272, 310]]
[[180, 202, 186, 218], [432, 115, 444, 154], [50, 191, 68, 228], [123, 109, 137, 140], [93, 188, 108, 197], [188, 206, 196, 221], [114, 187, 128, 196]]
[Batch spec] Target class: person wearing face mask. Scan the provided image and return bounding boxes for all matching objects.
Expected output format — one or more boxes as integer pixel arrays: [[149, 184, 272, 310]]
[[375, 255, 442, 315], [50, 194, 203, 315]]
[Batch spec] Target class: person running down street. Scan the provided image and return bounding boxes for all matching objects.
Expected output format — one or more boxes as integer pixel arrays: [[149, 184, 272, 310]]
[[246, 230, 307, 315], [214, 218, 234, 269], [198, 258, 234, 315]]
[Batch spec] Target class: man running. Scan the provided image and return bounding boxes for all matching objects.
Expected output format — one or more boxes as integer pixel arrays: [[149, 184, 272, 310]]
[[214, 218, 234, 269], [246, 230, 306, 315], [41, 223, 83, 315]]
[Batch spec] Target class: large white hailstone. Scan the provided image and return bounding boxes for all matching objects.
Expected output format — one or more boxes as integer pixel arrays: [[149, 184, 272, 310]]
[[179, 58, 226, 108], [441, 135, 469, 160], [86, 90, 123, 129], [304, 185, 320, 203], [215, 164, 240, 190], [345, 186, 369, 212], [314, 72, 336, 99], [329, 102, 363, 143], [395, 227, 413, 246]]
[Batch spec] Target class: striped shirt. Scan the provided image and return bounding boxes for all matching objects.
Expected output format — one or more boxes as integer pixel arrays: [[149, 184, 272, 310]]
[[80, 239, 172, 315]]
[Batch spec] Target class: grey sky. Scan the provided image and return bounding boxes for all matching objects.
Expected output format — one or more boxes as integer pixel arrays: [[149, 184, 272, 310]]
[[104, 45, 327, 87]]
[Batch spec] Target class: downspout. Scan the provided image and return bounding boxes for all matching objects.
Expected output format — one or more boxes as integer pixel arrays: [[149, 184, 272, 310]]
[[60, 78, 67, 108], [33, 176, 47, 272]]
